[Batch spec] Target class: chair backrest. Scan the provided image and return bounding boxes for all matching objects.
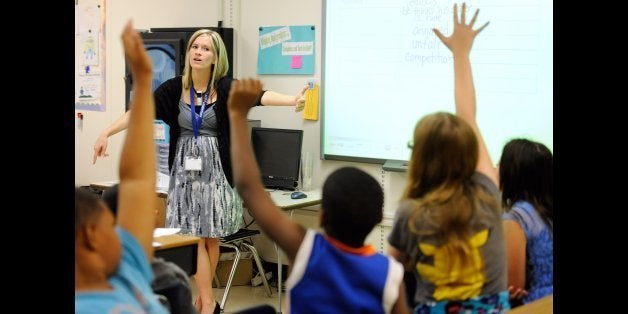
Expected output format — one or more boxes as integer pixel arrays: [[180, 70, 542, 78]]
[[151, 257, 195, 314]]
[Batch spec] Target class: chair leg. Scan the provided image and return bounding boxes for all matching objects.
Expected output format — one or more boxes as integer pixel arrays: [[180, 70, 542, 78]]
[[219, 242, 241, 311], [242, 242, 272, 297]]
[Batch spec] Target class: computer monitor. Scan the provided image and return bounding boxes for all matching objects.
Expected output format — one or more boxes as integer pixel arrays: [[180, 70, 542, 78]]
[[251, 127, 304, 191]]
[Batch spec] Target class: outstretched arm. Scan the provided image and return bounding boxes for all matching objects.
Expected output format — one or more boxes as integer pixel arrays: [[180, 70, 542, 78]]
[[260, 84, 308, 112], [92, 110, 131, 164], [434, 3, 497, 185], [228, 79, 306, 262], [116, 21, 157, 258]]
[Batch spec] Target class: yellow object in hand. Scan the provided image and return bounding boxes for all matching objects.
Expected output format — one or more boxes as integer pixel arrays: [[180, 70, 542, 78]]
[[302, 84, 319, 121]]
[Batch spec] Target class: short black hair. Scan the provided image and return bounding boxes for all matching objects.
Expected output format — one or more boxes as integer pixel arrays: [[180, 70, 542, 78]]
[[75, 187, 106, 235], [322, 167, 383, 247], [101, 184, 120, 216]]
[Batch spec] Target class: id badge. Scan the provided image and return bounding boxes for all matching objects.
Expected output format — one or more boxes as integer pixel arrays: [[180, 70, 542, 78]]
[[184, 156, 202, 171]]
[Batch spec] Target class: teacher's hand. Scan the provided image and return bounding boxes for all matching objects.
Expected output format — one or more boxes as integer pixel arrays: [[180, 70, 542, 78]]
[[294, 85, 308, 112], [92, 134, 109, 164]]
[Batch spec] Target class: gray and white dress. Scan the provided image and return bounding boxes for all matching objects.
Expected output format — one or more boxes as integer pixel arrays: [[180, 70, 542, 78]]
[[165, 98, 243, 238]]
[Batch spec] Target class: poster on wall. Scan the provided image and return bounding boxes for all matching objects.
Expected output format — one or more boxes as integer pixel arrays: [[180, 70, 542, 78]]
[[75, 0, 106, 111], [257, 25, 315, 75]]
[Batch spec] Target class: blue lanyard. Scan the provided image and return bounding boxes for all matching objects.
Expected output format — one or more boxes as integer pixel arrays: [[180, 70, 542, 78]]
[[190, 87, 210, 139]]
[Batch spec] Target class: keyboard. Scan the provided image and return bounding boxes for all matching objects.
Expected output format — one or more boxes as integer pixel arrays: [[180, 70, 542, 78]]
[[262, 176, 297, 190]]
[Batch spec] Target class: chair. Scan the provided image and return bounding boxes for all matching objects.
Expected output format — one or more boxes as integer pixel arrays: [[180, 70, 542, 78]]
[[215, 228, 272, 311]]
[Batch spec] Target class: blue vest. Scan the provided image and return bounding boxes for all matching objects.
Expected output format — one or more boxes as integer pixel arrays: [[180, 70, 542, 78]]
[[286, 230, 404, 313]]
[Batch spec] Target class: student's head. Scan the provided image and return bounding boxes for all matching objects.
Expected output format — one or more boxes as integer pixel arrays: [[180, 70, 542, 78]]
[[182, 29, 229, 90], [405, 112, 478, 198], [321, 167, 383, 247], [75, 187, 121, 276], [499, 139, 553, 222], [102, 184, 120, 216]]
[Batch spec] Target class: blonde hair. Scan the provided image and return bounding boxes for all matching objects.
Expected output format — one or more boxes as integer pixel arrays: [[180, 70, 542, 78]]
[[182, 29, 229, 91], [404, 112, 497, 270]]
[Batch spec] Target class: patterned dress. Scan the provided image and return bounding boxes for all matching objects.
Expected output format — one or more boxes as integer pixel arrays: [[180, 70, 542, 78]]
[[165, 98, 243, 238]]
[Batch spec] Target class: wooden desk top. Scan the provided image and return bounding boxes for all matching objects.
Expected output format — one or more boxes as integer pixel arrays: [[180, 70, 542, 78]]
[[509, 294, 553, 314], [154, 233, 200, 251]]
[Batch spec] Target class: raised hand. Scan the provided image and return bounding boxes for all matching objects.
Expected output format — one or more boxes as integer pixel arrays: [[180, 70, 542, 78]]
[[228, 79, 264, 116], [433, 3, 489, 57], [121, 21, 152, 82]]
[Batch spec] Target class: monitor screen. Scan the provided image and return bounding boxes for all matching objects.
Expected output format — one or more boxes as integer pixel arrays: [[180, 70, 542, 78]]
[[251, 127, 304, 190], [126, 37, 183, 109]]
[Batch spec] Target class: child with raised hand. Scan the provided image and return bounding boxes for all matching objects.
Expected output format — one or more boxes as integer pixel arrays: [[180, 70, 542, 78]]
[[75, 21, 167, 313], [387, 3, 510, 313], [227, 78, 409, 314]]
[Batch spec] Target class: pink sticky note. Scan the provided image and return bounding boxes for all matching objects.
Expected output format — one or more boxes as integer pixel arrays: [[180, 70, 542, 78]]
[[291, 56, 303, 69]]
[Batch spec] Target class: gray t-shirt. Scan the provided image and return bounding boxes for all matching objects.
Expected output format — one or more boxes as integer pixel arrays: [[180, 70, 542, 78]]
[[387, 172, 507, 305]]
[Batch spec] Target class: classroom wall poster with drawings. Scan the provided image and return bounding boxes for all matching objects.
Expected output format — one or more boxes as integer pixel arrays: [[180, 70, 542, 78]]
[[75, 0, 106, 111], [257, 25, 315, 75]]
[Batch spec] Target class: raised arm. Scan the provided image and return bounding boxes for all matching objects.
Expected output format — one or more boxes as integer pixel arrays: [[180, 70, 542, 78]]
[[434, 3, 497, 185], [260, 84, 308, 112], [228, 79, 306, 262], [92, 110, 131, 164], [116, 21, 157, 258]]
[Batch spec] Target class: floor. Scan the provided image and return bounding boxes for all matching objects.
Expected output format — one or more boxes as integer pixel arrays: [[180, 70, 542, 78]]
[[189, 278, 284, 314]]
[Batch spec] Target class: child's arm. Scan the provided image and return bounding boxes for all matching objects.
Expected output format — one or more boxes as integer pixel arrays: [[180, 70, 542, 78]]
[[228, 79, 306, 262], [503, 220, 528, 300], [434, 3, 497, 186], [116, 21, 157, 259], [391, 282, 410, 314]]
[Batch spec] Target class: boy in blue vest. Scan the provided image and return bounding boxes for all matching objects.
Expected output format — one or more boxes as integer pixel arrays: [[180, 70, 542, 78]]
[[227, 79, 409, 314]]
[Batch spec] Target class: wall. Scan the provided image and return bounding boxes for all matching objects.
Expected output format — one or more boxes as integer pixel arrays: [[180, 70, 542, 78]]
[[75, 0, 408, 259], [239, 0, 407, 221]]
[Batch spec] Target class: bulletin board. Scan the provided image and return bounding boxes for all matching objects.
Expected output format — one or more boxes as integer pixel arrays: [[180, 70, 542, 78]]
[[257, 25, 315, 75], [75, 0, 106, 111]]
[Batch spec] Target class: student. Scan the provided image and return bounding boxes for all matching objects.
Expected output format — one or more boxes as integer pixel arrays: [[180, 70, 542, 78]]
[[500, 139, 553, 305], [387, 4, 510, 313], [102, 184, 195, 314], [92, 28, 307, 314], [227, 79, 409, 313], [75, 21, 166, 313]]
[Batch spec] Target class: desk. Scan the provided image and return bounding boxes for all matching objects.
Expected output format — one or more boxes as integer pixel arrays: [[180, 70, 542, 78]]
[[154, 233, 201, 276], [267, 189, 322, 314], [509, 294, 553, 314], [90, 181, 168, 228]]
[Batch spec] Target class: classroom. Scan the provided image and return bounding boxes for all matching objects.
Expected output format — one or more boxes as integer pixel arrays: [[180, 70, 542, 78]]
[[75, 0, 553, 313]]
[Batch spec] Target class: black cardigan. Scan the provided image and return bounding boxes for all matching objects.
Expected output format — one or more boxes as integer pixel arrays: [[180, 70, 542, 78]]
[[153, 76, 259, 188]]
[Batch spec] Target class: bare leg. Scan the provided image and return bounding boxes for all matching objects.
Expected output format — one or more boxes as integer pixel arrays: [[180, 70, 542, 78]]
[[208, 238, 220, 311], [195, 238, 220, 314]]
